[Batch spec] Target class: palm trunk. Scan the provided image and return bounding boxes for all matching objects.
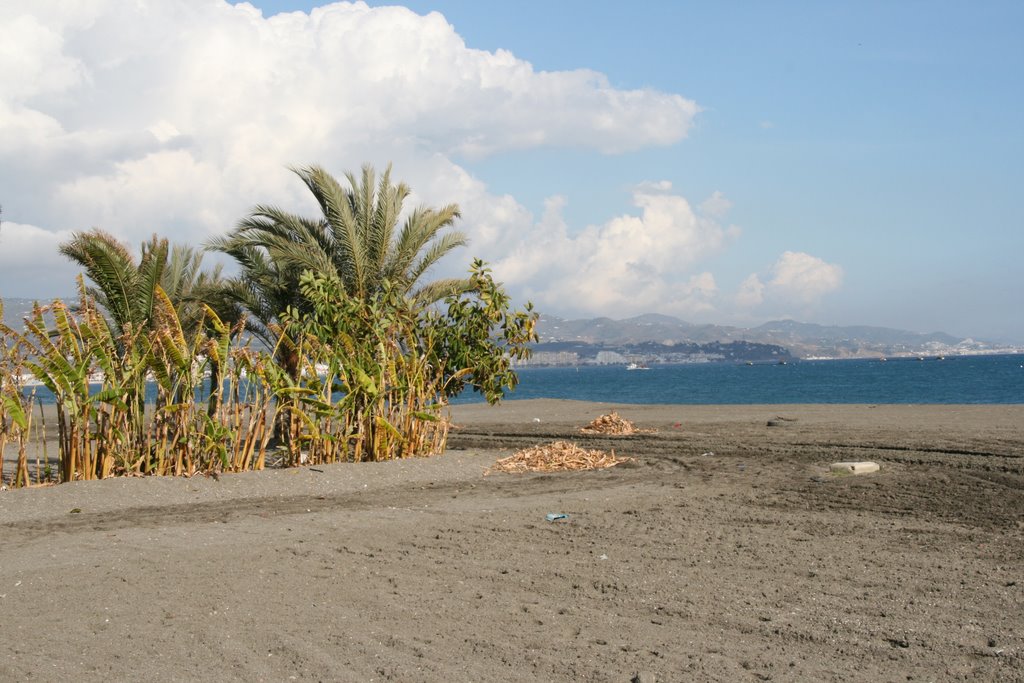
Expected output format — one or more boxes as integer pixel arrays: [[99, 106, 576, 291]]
[[207, 358, 222, 420]]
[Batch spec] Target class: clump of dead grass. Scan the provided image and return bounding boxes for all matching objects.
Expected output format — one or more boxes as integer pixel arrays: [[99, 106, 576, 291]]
[[579, 411, 655, 435], [486, 440, 633, 475]]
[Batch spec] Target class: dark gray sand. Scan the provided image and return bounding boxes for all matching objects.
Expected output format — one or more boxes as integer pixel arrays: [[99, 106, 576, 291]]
[[2, 400, 1023, 681]]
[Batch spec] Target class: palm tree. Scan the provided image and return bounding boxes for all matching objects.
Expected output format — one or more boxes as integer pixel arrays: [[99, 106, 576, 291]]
[[209, 163, 470, 343], [59, 230, 229, 342], [210, 164, 470, 445], [59, 230, 171, 341], [206, 239, 302, 352], [60, 231, 235, 412]]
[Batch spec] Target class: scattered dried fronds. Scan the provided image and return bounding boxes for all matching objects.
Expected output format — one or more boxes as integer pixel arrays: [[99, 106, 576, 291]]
[[486, 440, 632, 474], [579, 411, 655, 435]]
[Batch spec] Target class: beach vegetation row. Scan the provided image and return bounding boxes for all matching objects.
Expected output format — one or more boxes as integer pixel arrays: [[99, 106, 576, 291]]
[[0, 164, 537, 487]]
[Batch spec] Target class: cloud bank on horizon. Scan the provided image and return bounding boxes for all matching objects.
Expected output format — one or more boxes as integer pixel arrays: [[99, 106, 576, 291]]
[[0, 0, 842, 323]]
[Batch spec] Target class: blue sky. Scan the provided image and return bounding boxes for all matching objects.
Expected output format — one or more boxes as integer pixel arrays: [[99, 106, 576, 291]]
[[1, 1, 1021, 341]]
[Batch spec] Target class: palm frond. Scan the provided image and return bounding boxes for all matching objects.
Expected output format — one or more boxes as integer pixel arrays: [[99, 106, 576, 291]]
[[216, 162, 469, 334], [134, 235, 169, 331], [297, 165, 366, 298], [58, 229, 138, 335], [371, 166, 411, 281], [411, 277, 473, 307], [405, 229, 469, 288], [387, 203, 462, 279], [163, 244, 203, 300]]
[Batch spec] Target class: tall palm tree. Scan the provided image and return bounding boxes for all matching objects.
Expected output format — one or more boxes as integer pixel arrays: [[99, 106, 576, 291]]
[[59, 230, 171, 341], [59, 230, 229, 343], [209, 163, 470, 343], [206, 239, 301, 351], [58, 230, 233, 430]]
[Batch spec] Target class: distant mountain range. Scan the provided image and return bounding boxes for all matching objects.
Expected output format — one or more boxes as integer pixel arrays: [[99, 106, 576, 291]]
[[3, 298, 1017, 359], [536, 313, 1013, 359]]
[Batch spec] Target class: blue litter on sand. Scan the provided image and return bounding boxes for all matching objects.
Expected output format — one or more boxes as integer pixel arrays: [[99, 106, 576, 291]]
[[546, 513, 568, 522]]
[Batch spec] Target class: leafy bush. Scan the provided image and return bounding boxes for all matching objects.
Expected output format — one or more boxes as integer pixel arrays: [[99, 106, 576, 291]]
[[277, 259, 537, 463], [0, 260, 536, 484]]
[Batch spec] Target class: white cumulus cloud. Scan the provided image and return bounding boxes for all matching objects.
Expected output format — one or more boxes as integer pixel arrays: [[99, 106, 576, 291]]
[[769, 251, 844, 302], [736, 273, 765, 307], [490, 184, 734, 318], [0, 0, 700, 299], [0, 221, 76, 296], [0, 1, 846, 330], [736, 250, 844, 314]]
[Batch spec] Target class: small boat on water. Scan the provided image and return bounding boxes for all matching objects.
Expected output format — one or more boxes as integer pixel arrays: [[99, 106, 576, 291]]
[[626, 362, 650, 371]]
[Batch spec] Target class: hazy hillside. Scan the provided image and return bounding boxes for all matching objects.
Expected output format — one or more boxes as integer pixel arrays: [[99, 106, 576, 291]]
[[536, 314, 999, 358], [537, 314, 735, 345], [750, 320, 960, 347]]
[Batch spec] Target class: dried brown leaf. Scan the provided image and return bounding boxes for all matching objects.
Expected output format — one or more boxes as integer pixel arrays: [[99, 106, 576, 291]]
[[578, 411, 655, 435], [486, 440, 633, 475]]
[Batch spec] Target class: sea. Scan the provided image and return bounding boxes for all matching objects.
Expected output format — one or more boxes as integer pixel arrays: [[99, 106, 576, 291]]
[[17, 354, 1024, 406], [456, 354, 1024, 405]]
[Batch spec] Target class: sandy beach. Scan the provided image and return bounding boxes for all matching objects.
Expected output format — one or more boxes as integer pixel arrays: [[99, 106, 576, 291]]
[[1, 400, 1022, 681]]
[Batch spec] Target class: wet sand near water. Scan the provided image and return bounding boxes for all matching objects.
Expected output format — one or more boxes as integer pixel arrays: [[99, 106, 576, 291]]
[[1, 400, 1023, 681]]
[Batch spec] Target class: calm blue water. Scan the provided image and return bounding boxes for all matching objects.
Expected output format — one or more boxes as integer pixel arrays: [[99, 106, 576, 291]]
[[459, 354, 1024, 405], [19, 354, 1024, 406]]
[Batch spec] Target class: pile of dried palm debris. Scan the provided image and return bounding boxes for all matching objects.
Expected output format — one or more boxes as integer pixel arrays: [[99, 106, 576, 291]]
[[486, 440, 633, 475], [579, 411, 655, 435]]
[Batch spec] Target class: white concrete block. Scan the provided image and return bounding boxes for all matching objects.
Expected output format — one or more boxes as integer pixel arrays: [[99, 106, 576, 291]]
[[830, 461, 880, 475]]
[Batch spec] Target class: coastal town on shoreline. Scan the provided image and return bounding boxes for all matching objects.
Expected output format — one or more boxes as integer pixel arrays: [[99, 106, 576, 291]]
[[513, 314, 1024, 367]]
